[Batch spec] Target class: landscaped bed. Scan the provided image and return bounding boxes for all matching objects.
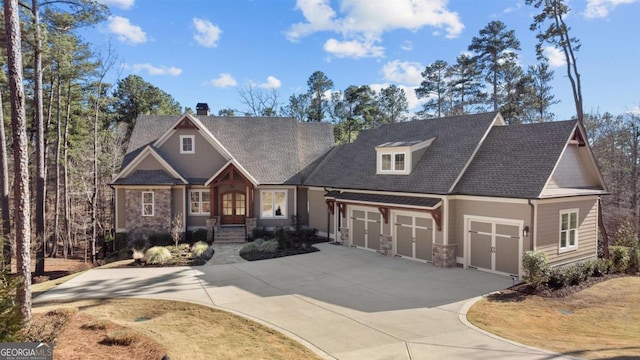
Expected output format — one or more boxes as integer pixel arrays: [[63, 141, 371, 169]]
[[239, 227, 325, 261], [105, 241, 215, 267], [29, 298, 323, 360]]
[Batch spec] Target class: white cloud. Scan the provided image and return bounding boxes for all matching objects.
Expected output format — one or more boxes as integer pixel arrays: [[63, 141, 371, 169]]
[[107, 16, 146, 44], [628, 105, 640, 116], [193, 18, 222, 48], [400, 40, 413, 51], [543, 46, 566, 67], [209, 73, 237, 88], [381, 60, 424, 86], [323, 38, 384, 58], [503, 2, 523, 14], [129, 63, 182, 76], [97, 0, 134, 10], [287, 0, 463, 58], [585, 0, 638, 18], [258, 76, 282, 89]]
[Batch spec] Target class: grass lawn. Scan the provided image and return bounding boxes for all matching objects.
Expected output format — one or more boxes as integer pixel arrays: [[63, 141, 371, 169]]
[[33, 299, 323, 360], [467, 276, 640, 359]]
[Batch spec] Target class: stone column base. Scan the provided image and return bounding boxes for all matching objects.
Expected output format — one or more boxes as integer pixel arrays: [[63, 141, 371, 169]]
[[245, 218, 257, 239], [379, 235, 393, 256], [206, 218, 218, 243], [339, 227, 349, 245], [433, 243, 457, 268]]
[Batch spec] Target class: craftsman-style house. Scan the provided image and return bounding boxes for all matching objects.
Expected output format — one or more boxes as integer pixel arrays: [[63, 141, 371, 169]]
[[112, 106, 607, 278]]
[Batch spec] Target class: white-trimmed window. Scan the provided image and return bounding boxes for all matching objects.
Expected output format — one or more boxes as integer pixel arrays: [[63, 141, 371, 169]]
[[260, 190, 287, 218], [142, 191, 154, 216], [189, 190, 210, 215], [559, 209, 578, 252], [380, 152, 406, 172], [180, 135, 195, 154]]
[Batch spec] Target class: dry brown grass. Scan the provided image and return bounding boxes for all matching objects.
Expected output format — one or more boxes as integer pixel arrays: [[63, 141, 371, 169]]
[[34, 298, 323, 360], [467, 276, 640, 359]]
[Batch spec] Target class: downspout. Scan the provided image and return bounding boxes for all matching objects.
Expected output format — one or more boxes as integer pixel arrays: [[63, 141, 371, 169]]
[[528, 199, 535, 251], [324, 187, 331, 242]]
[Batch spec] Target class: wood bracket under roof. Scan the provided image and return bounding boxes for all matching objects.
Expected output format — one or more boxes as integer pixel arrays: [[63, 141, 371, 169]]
[[378, 207, 389, 224], [174, 116, 199, 130]]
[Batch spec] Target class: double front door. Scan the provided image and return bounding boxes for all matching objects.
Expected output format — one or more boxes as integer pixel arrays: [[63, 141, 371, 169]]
[[221, 191, 246, 224]]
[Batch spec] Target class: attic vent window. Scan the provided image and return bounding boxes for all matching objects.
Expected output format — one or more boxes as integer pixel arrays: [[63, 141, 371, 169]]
[[180, 135, 195, 154]]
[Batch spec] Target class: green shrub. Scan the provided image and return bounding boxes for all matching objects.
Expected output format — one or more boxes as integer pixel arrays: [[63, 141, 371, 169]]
[[594, 258, 611, 276], [628, 245, 640, 274], [296, 228, 318, 243], [192, 229, 208, 243], [522, 251, 550, 287], [144, 246, 172, 265], [239, 242, 260, 256], [0, 273, 23, 342], [259, 240, 279, 253], [275, 226, 292, 249], [131, 238, 146, 250], [114, 232, 128, 251], [191, 241, 209, 257], [252, 238, 265, 246], [614, 220, 639, 247], [566, 263, 589, 285], [547, 267, 570, 289], [609, 246, 630, 273], [252, 227, 274, 240], [148, 232, 173, 247]]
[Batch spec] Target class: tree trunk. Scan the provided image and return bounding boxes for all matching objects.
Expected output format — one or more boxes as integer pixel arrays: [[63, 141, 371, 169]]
[[0, 90, 11, 269], [32, 0, 46, 275], [4, 0, 33, 322], [50, 77, 62, 257], [63, 80, 72, 258], [92, 87, 100, 264]]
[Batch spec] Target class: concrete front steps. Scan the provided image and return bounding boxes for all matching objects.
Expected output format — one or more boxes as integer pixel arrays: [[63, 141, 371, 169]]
[[213, 226, 247, 244]]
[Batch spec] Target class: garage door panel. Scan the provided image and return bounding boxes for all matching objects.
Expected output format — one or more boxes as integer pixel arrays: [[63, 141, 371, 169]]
[[367, 217, 381, 250], [470, 221, 492, 233], [397, 215, 413, 226], [415, 227, 432, 261], [495, 237, 519, 275], [353, 210, 365, 219], [396, 225, 413, 257], [496, 224, 519, 237], [353, 218, 366, 247], [470, 233, 492, 270], [416, 217, 432, 228]]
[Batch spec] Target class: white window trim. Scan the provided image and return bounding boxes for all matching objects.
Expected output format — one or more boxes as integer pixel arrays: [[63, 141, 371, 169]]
[[377, 151, 410, 174], [180, 135, 195, 154], [559, 208, 579, 253], [260, 190, 287, 219], [142, 191, 154, 217], [189, 189, 210, 216]]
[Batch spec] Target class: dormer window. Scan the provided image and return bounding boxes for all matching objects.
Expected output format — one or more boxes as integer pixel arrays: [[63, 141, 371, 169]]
[[376, 138, 435, 175], [180, 135, 195, 154], [380, 153, 406, 172]]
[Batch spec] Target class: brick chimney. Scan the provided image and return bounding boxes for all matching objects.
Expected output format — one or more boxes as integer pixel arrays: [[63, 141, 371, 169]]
[[196, 103, 210, 116]]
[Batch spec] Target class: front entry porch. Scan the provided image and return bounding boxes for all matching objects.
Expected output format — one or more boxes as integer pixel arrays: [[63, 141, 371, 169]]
[[206, 163, 258, 241]]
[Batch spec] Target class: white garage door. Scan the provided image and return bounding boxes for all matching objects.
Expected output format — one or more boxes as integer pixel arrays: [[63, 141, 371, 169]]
[[350, 207, 381, 251], [394, 211, 435, 262], [465, 216, 522, 277]]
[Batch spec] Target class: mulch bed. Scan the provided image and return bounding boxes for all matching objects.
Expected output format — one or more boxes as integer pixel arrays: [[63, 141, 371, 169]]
[[240, 245, 319, 261], [489, 273, 630, 301]]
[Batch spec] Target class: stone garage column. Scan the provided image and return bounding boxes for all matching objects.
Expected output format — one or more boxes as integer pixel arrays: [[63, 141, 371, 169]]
[[433, 243, 457, 268]]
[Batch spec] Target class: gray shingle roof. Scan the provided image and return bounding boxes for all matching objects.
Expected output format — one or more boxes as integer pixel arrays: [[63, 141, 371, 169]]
[[113, 170, 182, 185], [121, 115, 334, 185], [304, 112, 500, 194], [452, 120, 578, 198]]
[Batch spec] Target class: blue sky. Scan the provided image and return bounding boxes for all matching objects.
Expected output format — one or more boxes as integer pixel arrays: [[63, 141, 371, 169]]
[[83, 0, 640, 120]]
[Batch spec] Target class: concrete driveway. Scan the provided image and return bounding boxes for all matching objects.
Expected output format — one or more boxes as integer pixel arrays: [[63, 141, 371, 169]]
[[35, 243, 572, 360]]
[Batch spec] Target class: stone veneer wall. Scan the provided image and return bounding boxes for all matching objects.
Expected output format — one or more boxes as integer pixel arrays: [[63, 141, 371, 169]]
[[125, 188, 172, 240], [432, 243, 457, 268]]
